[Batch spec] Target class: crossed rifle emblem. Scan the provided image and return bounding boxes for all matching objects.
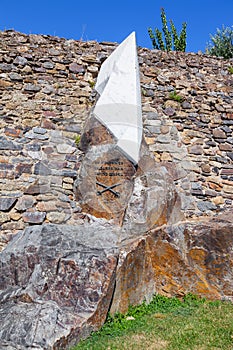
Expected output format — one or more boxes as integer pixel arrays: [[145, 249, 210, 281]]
[[96, 181, 121, 197]]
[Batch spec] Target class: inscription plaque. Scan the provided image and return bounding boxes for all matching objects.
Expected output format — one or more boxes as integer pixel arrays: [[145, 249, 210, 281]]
[[75, 147, 136, 224]]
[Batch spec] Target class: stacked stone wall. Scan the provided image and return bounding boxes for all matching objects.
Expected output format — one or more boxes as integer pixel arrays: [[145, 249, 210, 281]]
[[0, 30, 232, 249]]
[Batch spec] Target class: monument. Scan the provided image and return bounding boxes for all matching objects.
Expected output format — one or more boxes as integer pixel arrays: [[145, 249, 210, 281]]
[[0, 33, 184, 349], [75, 32, 142, 224], [75, 32, 180, 231]]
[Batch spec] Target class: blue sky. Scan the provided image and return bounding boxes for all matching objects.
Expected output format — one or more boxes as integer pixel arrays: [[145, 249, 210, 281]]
[[0, 0, 232, 53]]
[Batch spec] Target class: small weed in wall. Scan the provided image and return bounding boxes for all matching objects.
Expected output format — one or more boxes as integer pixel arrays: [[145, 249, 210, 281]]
[[168, 90, 183, 103], [74, 135, 81, 146], [88, 80, 95, 89], [228, 66, 233, 74]]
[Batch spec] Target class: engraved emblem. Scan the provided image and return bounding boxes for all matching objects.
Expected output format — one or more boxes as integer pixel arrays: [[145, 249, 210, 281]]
[[96, 181, 121, 197]]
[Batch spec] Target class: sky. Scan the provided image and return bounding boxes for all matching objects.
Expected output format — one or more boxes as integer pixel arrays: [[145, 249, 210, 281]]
[[0, 0, 232, 53]]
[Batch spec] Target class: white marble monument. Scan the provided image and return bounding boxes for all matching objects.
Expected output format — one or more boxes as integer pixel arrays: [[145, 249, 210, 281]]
[[93, 32, 142, 165], [75, 32, 143, 222]]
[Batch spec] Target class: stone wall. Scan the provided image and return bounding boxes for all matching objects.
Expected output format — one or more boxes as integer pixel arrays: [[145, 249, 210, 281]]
[[0, 30, 232, 250]]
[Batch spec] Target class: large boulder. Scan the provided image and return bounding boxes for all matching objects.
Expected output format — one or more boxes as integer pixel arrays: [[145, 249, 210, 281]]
[[121, 142, 184, 236], [111, 209, 233, 314], [0, 222, 119, 349]]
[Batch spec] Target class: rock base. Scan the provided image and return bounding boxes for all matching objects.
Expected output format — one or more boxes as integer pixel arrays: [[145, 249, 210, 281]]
[[111, 209, 233, 313], [1, 210, 233, 349], [0, 223, 119, 349]]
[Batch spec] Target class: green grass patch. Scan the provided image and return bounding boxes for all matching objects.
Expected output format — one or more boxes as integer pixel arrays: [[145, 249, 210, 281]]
[[72, 294, 233, 350]]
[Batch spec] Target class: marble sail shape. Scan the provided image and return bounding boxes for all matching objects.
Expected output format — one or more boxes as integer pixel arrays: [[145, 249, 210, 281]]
[[94, 32, 142, 165]]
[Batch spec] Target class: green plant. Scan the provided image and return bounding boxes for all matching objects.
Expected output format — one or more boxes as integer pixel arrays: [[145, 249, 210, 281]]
[[148, 8, 187, 52], [74, 134, 81, 146], [88, 80, 95, 88], [228, 65, 233, 74], [168, 90, 183, 102], [206, 25, 233, 59], [72, 294, 233, 350]]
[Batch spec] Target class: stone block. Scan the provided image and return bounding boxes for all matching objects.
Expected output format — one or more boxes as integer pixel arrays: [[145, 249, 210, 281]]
[[46, 211, 71, 224], [34, 162, 52, 176], [4, 127, 22, 137], [15, 195, 36, 211], [219, 143, 232, 151], [69, 63, 85, 74], [15, 163, 33, 178], [0, 212, 10, 224], [0, 197, 17, 211], [223, 184, 233, 194], [56, 144, 76, 154], [197, 200, 217, 212], [213, 129, 226, 139], [188, 145, 203, 155], [24, 181, 50, 195], [22, 211, 46, 223], [24, 84, 41, 93], [0, 136, 23, 151]]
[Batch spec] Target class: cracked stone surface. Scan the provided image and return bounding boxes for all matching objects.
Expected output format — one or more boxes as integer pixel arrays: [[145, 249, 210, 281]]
[[0, 223, 119, 349], [111, 209, 233, 314]]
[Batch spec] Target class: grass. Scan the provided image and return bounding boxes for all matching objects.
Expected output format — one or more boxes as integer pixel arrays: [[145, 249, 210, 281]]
[[72, 294, 233, 350]]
